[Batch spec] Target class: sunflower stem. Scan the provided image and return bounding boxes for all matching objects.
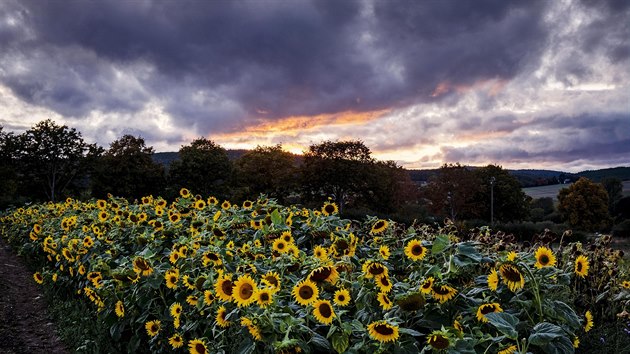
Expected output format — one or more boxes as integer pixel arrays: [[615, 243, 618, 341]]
[[521, 264, 543, 322]]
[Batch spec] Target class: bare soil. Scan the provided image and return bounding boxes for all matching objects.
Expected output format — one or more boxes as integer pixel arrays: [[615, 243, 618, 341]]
[[0, 238, 68, 354]]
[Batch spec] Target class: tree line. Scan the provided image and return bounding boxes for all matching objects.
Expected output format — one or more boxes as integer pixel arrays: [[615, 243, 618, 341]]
[[1, 119, 626, 235]]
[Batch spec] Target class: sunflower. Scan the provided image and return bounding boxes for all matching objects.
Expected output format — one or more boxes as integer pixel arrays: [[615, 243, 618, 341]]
[[313, 245, 328, 261], [133, 257, 153, 276], [420, 277, 434, 294], [367, 321, 399, 343], [272, 238, 290, 254], [83, 236, 94, 248], [534, 246, 556, 269], [622, 280, 630, 289], [165, 269, 180, 289], [255, 288, 274, 307], [169, 250, 181, 264], [145, 320, 161, 337], [179, 188, 191, 198], [208, 196, 218, 205], [334, 288, 351, 306], [33, 272, 44, 284], [370, 219, 389, 234], [453, 320, 463, 333], [293, 279, 319, 306], [498, 345, 518, 354], [203, 290, 214, 305], [376, 274, 393, 293], [362, 261, 388, 279], [232, 274, 258, 307], [476, 303, 503, 322], [168, 333, 184, 349], [573, 337, 580, 349], [427, 330, 450, 350], [182, 275, 196, 290], [584, 310, 593, 332], [221, 200, 231, 210], [262, 271, 281, 292], [96, 199, 107, 209], [397, 292, 425, 312], [169, 213, 181, 223], [575, 255, 589, 278], [432, 284, 457, 303], [379, 245, 390, 260], [98, 211, 109, 222], [202, 251, 222, 267], [321, 202, 339, 216], [505, 251, 517, 261], [216, 305, 231, 327], [115, 300, 124, 318], [309, 266, 339, 284], [215, 274, 234, 301], [186, 295, 199, 306], [499, 263, 525, 292], [404, 239, 427, 261], [377, 292, 393, 310], [188, 338, 208, 354], [488, 268, 499, 291], [170, 302, 183, 319], [242, 200, 253, 209], [240, 317, 263, 341], [313, 299, 335, 325]]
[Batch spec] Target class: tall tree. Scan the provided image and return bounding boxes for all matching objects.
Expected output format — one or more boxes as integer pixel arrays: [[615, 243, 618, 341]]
[[301, 140, 374, 212], [0, 126, 20, 207], [234, 145, 297, 202], [601, 177, 623, 214], [558, 177, 611, 231], [18, 119, 92, 202], [368, 160, 419, 213], [423, 163, 479, 221], [167, 138, 232, 198], [473, 165, 531, 222], [92, 135, 165, 199]]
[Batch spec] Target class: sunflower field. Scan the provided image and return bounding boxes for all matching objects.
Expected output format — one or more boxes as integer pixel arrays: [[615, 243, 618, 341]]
[[1, 189, 630, 354]]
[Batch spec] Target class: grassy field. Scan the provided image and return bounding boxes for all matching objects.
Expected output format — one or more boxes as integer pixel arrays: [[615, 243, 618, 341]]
[[523, 180, 630, 201]]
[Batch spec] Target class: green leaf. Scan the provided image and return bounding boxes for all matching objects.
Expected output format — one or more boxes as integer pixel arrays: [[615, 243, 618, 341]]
[[484, 312, 519, 339], [271, 209, 282, 226], [332, 333, 349, 353], [398, 327, 422, 337], [456, 242, 482, 262], [432, 234, 450, 254], [549, 300, 580, 329], [236, 337, 256, 354], [528, 322, 565, 346], [309, 332, 332, 351]]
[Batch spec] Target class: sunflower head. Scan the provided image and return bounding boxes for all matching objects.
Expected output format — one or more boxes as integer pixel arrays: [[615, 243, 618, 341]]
[[321, 202, 339, 216], [377, 292, 393, 310], [534, 246, 556, 269], [488, 268, 499, 291], [427, 330, 451, 350], [575, 255, 589, 278], [292, 279, 319, 306], [168, 334, 184, 349], [216, 306, 231, 327], [145, 320, 161, 337], [371, 219, 389, 234], [115, 300, 125, 318], [215, 274, 234, 301], [584, 310, 594, 332], [262, 271, 281, 292], [188, 338, 208, 354], [499, 263, 525, 292], [232, 274, 258, 307], [476, 303, 503, 322], [404, 239, 427, 261], [367, 321, 399, 343], [376, 274, 393, 293], [309, 266, 339, 284], [334, 288, 351, 306], [313, 299, 335, 325], [420, 277, 434, 294], [255, 288, 274, 307], [397, 292, 425, 312], [431, 284, 457, 303]]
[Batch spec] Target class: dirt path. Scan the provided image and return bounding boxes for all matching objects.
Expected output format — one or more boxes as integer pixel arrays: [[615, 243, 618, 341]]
[[0, 238, 68, 354]]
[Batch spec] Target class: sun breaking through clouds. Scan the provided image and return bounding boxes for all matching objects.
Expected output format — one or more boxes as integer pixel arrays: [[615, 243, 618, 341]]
[[0, 0, 628, 171]]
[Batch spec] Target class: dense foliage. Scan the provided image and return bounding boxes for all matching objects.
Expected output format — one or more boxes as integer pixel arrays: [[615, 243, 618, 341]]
[[2, 191, 629, 353]]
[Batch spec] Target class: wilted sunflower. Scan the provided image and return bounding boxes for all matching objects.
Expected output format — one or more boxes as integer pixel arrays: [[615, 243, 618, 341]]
[[499, 263, 525, 292], [165, 269, 180, 289], [420, 277, 434, 294], [321, 202, 339, 216], [216, 306, 231, 327], [476, 303, 503, 322], [309, 266, 339, 284], [262, 271, 281, 292], [33, 272, 44, 284], [255, 288, 273, 307], [379, 245, 390, 260], [145, 320, 161, 337], [376, 274, 393, 293], [232, 274, 258, 307], [313, 245, 328, 261], [370, 219, 389, 234], [308, 299, 334, 325], [377, 292, 394, 310], [404, 239, 427, 261], [575, 255, 589, 278], [115, 300, 124, 318], [432, 284, 457, 303], [488, 268, 499, 291], [367, 321, 399, 343], [334, 288, 351, 306], [188, 338, 208, 354], [168, 334, 184, 349], [292, 279, 319, 306], [498, 344, 518, 354], [215, 274, 234, 301], [534, 246, 556, 269], [584, 310, 593, 332], [427, 330, 450, 350]]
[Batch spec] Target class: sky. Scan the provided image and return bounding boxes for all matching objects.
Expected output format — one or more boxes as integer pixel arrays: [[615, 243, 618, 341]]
[[0, 0, 628, 172]]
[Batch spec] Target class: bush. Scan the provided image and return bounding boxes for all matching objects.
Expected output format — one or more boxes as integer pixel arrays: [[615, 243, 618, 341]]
[[613, 220, 630, 238]]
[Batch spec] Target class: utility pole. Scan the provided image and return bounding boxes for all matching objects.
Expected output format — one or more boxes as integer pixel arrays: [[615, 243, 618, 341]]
[[490, 177, 496, 226]]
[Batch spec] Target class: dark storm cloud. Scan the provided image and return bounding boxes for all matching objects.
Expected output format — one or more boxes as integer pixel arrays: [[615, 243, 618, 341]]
[[0, 0, 553, 130]]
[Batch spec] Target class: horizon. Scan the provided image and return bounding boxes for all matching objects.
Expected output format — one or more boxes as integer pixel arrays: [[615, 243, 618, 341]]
[[1, 0, 628, 173]]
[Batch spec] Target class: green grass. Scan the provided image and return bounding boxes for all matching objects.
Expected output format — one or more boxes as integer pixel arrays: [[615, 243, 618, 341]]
[[523, 181, 630, 201]]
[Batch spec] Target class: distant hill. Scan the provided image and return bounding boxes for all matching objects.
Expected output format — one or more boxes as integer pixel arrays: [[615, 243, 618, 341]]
[[577, 167, 630, 182]]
